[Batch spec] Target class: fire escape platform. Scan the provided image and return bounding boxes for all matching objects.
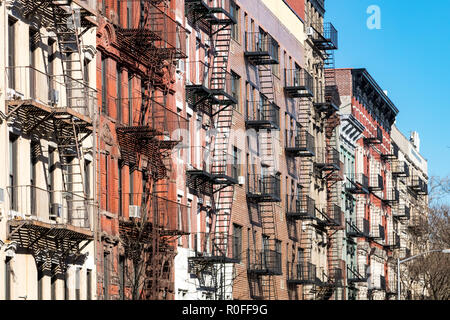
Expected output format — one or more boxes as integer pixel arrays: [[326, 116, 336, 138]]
[[185, 0, 237, 27], [7, 219, 93, 261], [185, 85, 218, 116], [188, 255, 239, 265], [6, 99, 92, 137]]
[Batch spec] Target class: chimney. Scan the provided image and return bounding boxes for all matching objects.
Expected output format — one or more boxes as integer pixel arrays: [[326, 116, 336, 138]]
[[410, 131, 420, 152]]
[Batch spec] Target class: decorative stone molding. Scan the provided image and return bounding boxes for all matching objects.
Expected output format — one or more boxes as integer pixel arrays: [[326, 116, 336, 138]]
[[101, 232, 120, 253]]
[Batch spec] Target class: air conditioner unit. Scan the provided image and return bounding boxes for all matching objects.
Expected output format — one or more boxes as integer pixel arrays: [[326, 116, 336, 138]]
[[49, 89, 59, 105], [6, 88, 24, 100], [129, 205, 141, 218], [306, 27, 315, 37], [238, 176, 245, 185], [50, 203, 62, 218]]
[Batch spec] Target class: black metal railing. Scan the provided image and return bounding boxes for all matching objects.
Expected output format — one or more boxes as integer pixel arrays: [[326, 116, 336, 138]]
[[383, 188, 400, 205], [247, 249, 282, 275], [365, 126, 383, 144], [189, 232, 242, 263], [382, 143, 399, 161], [370, 224, 385, 241], [245, 99, 280, 129], [247, 174, 281, 202], [347, 265, 367, 283], [315, 147, 340, 171], [244, 32, 279, 65], [287, 262, 317, 284], [284, 68, 314, 98], [6, 185, 91, 229], [346, 219, 364, 238], [380, 275, 386, 291], [309, 22, 338, 50], [345, 173, 369, 194], [286, 193, 316, 220], [393, 204, 410, 220], [369, 173, 384, 191], [285, 128, 315, 157], [326, 204, 342, 227], [392, 160, 409, 177], [409, 175, 428, 195]]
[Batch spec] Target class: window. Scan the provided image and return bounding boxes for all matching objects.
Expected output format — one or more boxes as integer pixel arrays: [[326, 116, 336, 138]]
[[51, 265, 57, 300], [231, 71, 240, 110], [119, 255, 125, 300], [86, 269, 92, 300], [84, 58, 90, 85], [48, 39, 56, 90], [118, 161, 123, 216], [101, 56, 108, 114], [103, 253, 110, 299], [105, 154, 109, 211], [233, 224, 243, 261], [9, 135, 18, 211], [49, 147, 56, 218], [230, 4, 240, 42], [117, 0, 121, 25], [127, 0, 133, 28], [30, 141, 38, 216], [117, 65, 122, 123], [8, 18, 16, 89], [75, 268, 81, 300], [128, 72, 133, 125], [129, 167, 134, 205], [5, 258, 11, 300], [29, 29, 38, 99], [64, 271, 69, 300], [232, 146, 241, 179]]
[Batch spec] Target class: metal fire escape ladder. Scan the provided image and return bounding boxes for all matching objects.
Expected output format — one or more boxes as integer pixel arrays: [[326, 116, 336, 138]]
[[53, 119, 89, 227], [51, 1, 90, 116], [258, 64, 276, 106], [209, 17, 236, 300], [210, 24, 233, 116], [47, 1, 93, 227]]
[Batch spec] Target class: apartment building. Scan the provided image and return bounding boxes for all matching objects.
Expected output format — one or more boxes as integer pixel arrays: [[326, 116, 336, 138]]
[[390, 126, 428, 299], [174, 0, 343, 301], [0, 0, 98, 300], [339, 114, 366, 300], [334, 68, 400, 300], [95, 0, 189, 300]]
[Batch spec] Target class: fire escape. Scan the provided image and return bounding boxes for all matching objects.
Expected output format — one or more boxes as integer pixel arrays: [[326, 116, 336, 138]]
[[113, 0, 189, 299], [185, 0, 238, 300], [3, 0, 97, 278], [243, 28, 282, 301]]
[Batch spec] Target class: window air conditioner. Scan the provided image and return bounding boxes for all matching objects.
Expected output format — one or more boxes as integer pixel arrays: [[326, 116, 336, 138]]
[[49, 89, 60, 105], [50, 203, 62, 218], [306, 27, 315, 37], [238, 176, 245, 185], [129, 205, 141, 218], [7, 88, 24, 100]]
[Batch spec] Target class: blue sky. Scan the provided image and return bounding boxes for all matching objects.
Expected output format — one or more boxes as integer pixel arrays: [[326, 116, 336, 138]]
[[326, 0, 450, 179]]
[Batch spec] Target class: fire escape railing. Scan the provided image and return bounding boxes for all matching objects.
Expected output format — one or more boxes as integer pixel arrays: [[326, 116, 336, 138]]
[[286, 192, 316, 220], [247, 249, 282, 276], [345, 173, 369, 194], [284, 68, 314, 98], [245, 98, 280, 130], [244, 32, 280, 65], [308, 22, 338, 51], [246, 174, 281, 203], [285, 127, 315, 157]]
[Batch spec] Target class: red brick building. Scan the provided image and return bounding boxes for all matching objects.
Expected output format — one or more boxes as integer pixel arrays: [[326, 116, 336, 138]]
[[95, 0, 189, 300], [333, 68, 399, 299]]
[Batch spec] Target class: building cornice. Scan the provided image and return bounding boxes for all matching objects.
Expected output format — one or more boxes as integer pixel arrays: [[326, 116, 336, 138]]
[[352, 69, 399, 129]]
